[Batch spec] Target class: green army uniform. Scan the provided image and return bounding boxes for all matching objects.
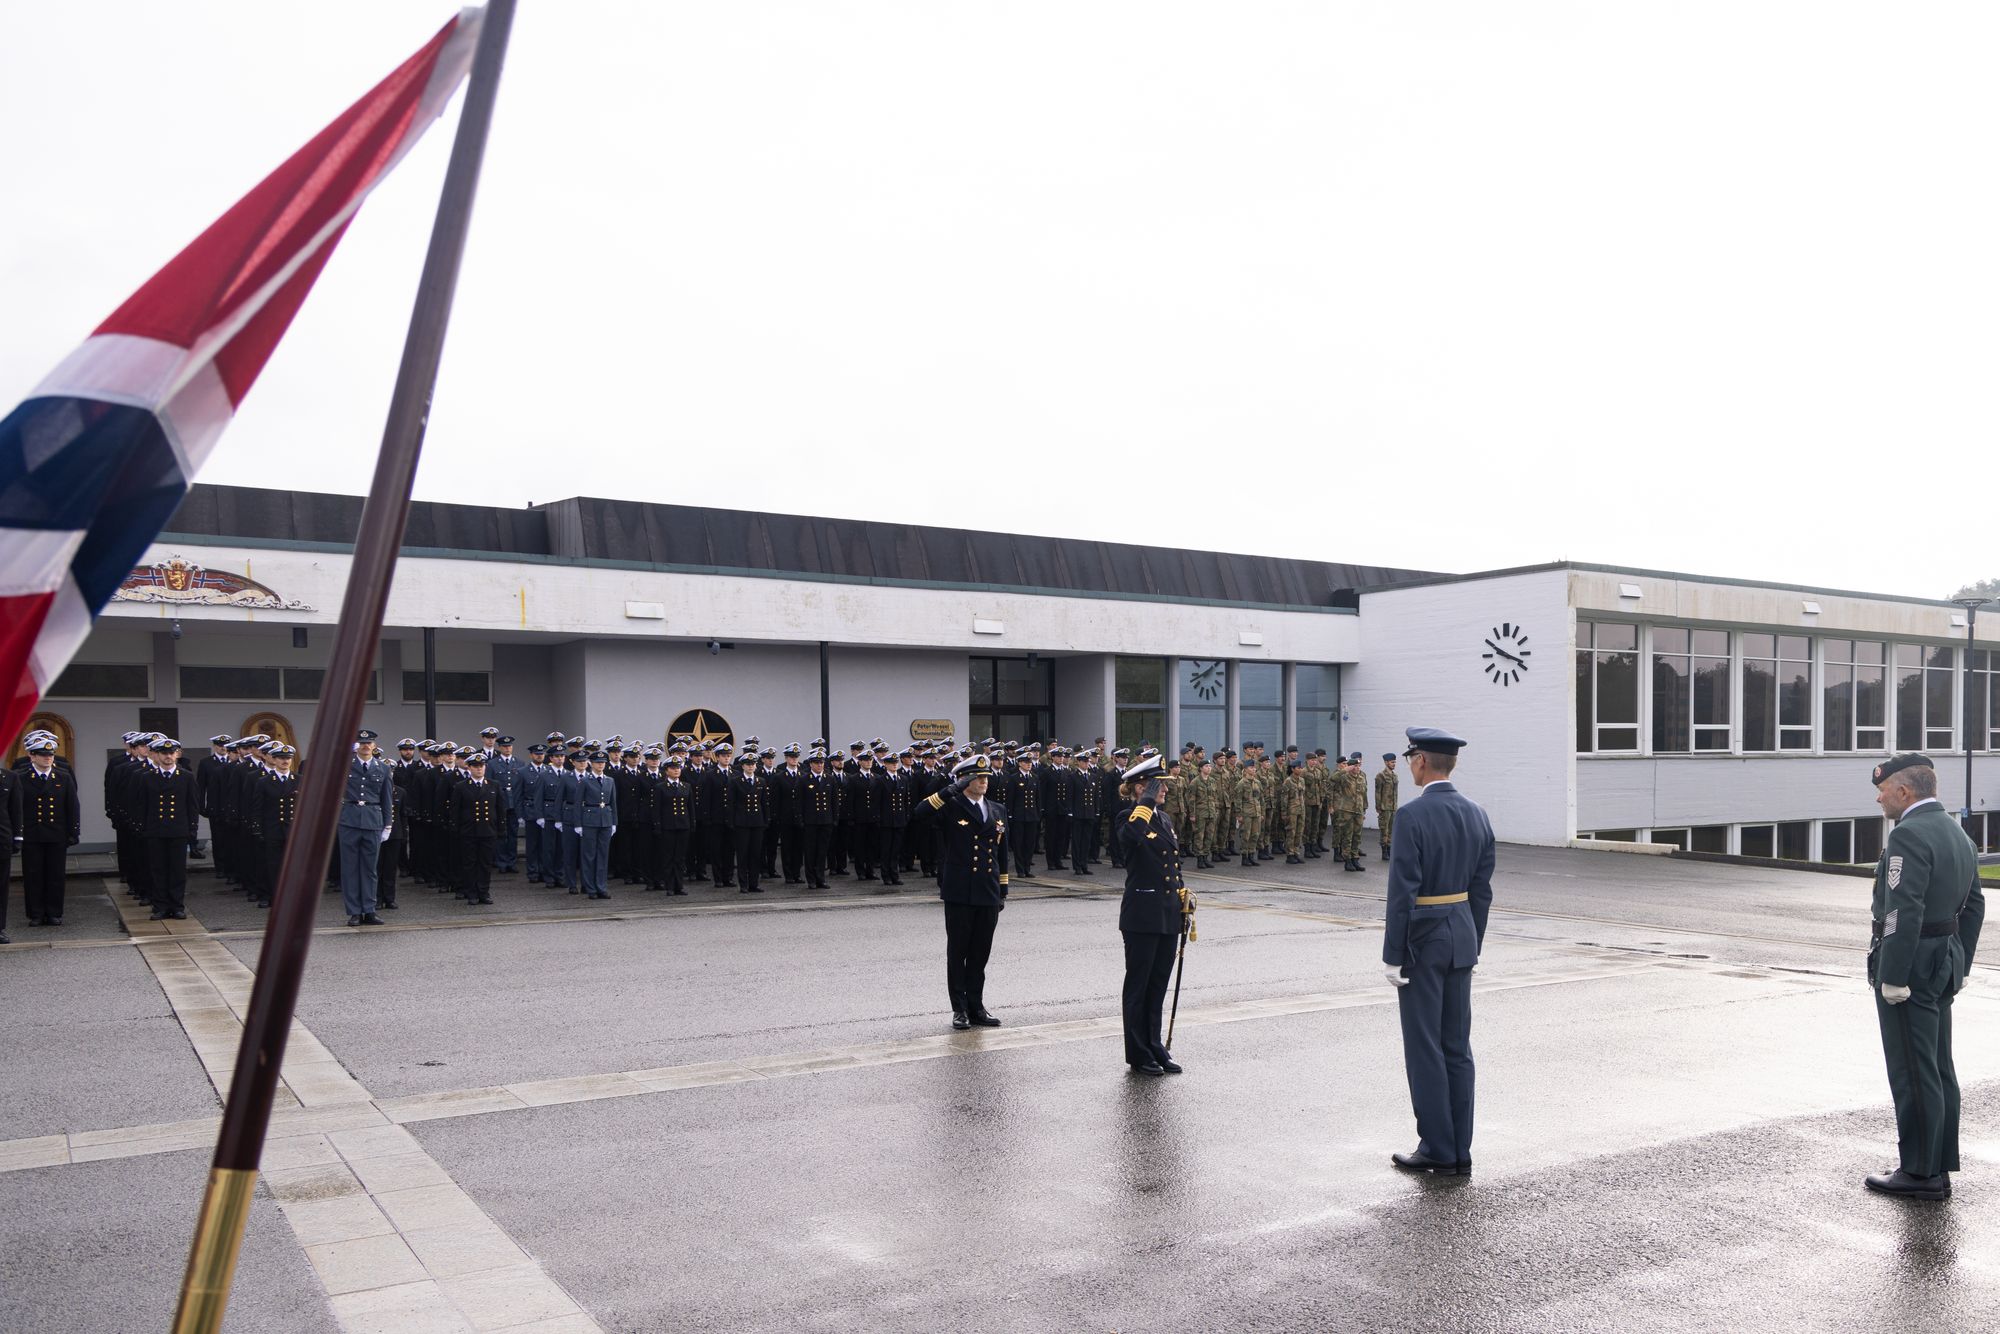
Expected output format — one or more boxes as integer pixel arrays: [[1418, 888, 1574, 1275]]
[[1211, 761, 1234, 862], [1866, 775, 1982, 1194], [1308, 761, 1331, 855], [1238, 761, 1265, 867], [1374, 763, 1399, 857], [1265, 761, 1286, 855], [1186, 768, 1214, 869], [1280, 768, 1308, 862], [1331, 765, 1365, 869]]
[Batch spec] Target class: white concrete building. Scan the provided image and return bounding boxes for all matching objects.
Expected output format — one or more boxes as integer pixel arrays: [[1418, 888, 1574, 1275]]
[[18, 486, 1998, 858]]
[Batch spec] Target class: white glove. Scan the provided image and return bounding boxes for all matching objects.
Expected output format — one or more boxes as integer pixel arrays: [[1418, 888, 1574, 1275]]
[[1385, 965, 1409, 988], [611, 825, 618, 836], [1881, 982, 1911, 1005], [536, 818, 546, 828], [555, 822, 564, 831], [518, 818, 526, 831], [379, 827, 392, 843]]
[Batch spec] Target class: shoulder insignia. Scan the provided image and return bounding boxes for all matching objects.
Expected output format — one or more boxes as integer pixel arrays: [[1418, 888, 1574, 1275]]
[[1129, 805, 1153, 823], [926, 792, 945, 810], [1887, 855, 1903, 889]]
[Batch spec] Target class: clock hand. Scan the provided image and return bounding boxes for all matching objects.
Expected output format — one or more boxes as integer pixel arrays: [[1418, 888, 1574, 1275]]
[[1484, 640, 1525, 666]]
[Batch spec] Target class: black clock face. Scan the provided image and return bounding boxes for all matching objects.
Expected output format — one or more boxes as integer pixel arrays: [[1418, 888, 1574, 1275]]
[[1185, 660, 1224, 701], [1482, 623, 1532, 686]]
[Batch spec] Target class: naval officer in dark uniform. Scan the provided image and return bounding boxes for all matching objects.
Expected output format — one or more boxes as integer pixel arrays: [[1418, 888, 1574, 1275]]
[[1864, 753, 1983, 1200], [1116, 753, 1191, 1076], [928, 754, 1009, 1030], [1382, 727, 1494, 1176]]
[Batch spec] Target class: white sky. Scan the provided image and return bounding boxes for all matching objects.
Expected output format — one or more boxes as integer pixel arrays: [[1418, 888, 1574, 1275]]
[[4, 2, 1992, 599]]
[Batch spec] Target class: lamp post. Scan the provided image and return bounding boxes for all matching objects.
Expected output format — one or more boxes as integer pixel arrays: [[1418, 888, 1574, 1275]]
[[1954, 596, 1986, 832]]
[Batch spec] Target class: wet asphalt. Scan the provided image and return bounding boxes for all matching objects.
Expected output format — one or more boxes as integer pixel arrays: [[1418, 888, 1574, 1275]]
[[3, 844, 1997, 1330]]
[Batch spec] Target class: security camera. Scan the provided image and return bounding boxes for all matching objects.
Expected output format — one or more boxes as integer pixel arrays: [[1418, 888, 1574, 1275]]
[[171, 618, 183, 640], [707, 640, 721, 656]]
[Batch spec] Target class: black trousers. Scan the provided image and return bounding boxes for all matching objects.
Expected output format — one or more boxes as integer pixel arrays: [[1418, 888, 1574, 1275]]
[[943, 900, 1001, 1015], [851, 823, 877, 878], [23, 843, 65, 921], [710, 823, 735, 885], [733, 828, 764, 890], [878, 826, 905, 884], [377, 834, 403, 906], [803, 824, 831, 887], [779, 822, 803, 882], [262, 832, 288, 904], [1011, 820, 1038, 876], [462, 835, 493, 901], [629, 824, 655, 886], [1121, 930, 1179, 1065], [655, 828, 687, 892], [1045, 816, 1068, 868], [0, 846, 10, 929], [146, 837, 188, 915], [1069, 817, 1095, 871], [829, 823, 849, 874]]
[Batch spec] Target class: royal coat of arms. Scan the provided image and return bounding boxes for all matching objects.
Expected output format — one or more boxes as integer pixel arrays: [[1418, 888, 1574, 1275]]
[[112, 556, 314, 611]]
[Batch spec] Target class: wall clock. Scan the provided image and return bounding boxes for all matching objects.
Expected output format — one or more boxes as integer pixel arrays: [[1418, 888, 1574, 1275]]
[[1482, 624, 1531, 687], [1185, 660, 1223, 701]]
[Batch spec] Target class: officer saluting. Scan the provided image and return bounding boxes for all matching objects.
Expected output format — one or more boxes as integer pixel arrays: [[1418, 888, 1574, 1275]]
[[338, 730, 394, 927], [1382, 727, 1493, 1177], [928, 754, 1009, 1031], [1116, 752, 1190, 1076], [1864, 753, 1983, 1200]]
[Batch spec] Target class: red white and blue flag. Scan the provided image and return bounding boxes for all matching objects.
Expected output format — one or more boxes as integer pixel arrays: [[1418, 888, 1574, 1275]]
[[0, 9, 484, 745]]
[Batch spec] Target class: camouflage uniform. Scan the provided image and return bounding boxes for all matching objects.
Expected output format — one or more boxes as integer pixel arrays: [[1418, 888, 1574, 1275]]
[[1238, 759, 1265, 866], [1305, 759, 1330, 855], [1374, 763, 1399, 856], [1280, 766, 1308, 860], [1331, 763, 1366, 866], [1188, 765, 1216, 867]]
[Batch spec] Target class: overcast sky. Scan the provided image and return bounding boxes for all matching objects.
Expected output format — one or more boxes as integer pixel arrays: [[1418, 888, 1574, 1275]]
[[4, 2, 1991, 600]]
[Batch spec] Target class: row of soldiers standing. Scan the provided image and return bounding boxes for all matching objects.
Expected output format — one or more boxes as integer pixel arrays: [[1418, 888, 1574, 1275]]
[[1156, 743, 1400, 872]]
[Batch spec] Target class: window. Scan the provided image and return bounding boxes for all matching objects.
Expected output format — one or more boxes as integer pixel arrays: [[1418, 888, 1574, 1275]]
[[1651, 628, 1730, 752], [1576, 622, 1639, 752], [1238, 662, 1283, 752], [1582, 828, 1639, 842], [401, 670, 492, 706], [1894, 644, 1954, 751], [180, 665, 282, 701], [1177, 660, 1228, 755], [1741, 635, 1811, 751], [1966, 651, 1999, 752], [45, 662, 151, 701], [1819, 817, 1885, 865], [283, 669, 382, 703], [1740, 821, 1810, 860], [1822, 640, 1887, 752], [1968, 812, 2000, 855], [1294, 665, 1340, 758], [1649, 828, 1689, 851], [1689, 826, 1728, 854], [967, 657, 1053, 742], [1114, 657, 1166, 751]]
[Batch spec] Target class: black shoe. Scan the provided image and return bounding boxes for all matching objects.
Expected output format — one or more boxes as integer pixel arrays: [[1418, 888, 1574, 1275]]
[[361, 913, 385, 925], [971, 1010, 1001, 1027], [381, 900, 399, 910], [1131, 1061, 1167, 1077], [347, 915, 363, 926], [1346, 860, 1365, 872], [1392, 1151, 1462, 1175], [673, 887, 689, 896], [1866, 1169, 1948, 1200], [1382, 848, 1392, 859], [477, 897, 493, 905], [0, 931, 8, 944], [951, 1011, 971, 1031], [1286, 854, 1303, 864], [1195, 856, 1210, 869], [149, 910, 168, 921], [1242, 855, 1256, 868], [1456, 1160, 1473, 1177], [746, 886, 763, 893], [1156, 1055, 1183, 1074], [1257, 851, 1273, 861]]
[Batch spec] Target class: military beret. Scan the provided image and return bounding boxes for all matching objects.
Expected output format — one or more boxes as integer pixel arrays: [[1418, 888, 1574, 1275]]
[[1871, 753, 1934, 786], [1403, 728, 1465, 756], [1383, 752, 1398, 762]]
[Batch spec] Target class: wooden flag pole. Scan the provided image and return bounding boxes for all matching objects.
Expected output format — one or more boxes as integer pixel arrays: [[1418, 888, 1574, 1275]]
[[172, 3, 517, 1328]]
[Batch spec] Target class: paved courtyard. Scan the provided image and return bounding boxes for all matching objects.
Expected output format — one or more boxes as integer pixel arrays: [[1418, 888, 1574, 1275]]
[[2, 845, 1997, 1331]]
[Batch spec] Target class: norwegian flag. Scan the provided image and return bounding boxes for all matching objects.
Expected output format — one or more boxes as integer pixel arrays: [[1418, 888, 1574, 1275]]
[[0, 9, 484, 746]]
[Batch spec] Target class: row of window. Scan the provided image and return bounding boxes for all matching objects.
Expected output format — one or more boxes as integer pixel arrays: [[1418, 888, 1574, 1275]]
[[1582, 812, 2000, 862], [1578, 622, 1997, 755], [45, 664, 493, 707]]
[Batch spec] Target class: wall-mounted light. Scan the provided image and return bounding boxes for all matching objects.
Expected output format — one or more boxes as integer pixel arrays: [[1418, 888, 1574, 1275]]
[[625, 601, 666, 620], [292, 628, 309, 648], [1238, 630, 1264, 647], [1617, 583, 1643, 600], [1801, 601, 1821, 616], [973, 618, 1004, 635]]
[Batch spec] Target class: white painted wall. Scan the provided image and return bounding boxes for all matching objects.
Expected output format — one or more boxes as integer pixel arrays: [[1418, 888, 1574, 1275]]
[[105, 542, 1361, 664], [1346, 570, 1576, 844]]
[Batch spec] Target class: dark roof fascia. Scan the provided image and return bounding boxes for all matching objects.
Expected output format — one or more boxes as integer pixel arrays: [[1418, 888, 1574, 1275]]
[[151, 532, 1359, 617], [1358, 560, 1973, 611]]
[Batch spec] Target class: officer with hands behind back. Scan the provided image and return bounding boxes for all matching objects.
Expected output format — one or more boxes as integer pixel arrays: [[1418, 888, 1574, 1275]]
[[1382, 727, 1494, 1178], [1864, 753, 1982, 1200], [1117, 752, 1191, 1077]]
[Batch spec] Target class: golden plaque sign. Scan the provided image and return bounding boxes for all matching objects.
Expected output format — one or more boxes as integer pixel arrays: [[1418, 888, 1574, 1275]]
[[910, 719, 953, 741]]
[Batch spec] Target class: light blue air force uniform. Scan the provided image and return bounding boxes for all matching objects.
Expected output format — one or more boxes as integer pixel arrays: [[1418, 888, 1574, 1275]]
[[519, 762, 546, 879], [574, 771, 618, 896], [337, 756, 395, 916], [1381, 780, 1495, 1167]]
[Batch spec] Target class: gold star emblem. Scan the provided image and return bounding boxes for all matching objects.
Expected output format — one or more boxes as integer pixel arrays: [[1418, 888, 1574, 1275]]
[[668, 710, 733, 750]]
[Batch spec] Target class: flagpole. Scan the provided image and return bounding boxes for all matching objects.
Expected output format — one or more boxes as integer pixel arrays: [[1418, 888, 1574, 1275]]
[[172, 4, 517, 1330]]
